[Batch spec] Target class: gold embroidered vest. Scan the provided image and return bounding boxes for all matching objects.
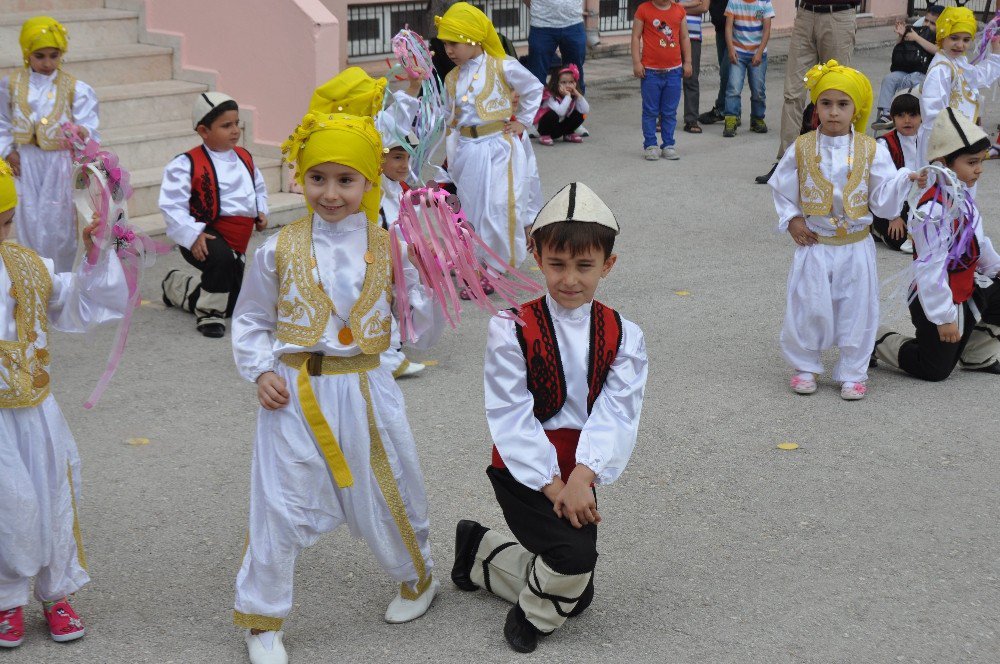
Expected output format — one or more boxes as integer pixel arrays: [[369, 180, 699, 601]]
[[445, 55, 514, 125], [927, 58, 980, 123], [274, 216, 392, 354], [0, 242, 52, 409], [9, 69, 77, 151], [795, 131, 876, 221]]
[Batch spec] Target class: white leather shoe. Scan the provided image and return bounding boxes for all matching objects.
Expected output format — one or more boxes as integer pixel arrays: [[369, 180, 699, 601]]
[[399, 361, 425, 377], [246, 630, 287, 664], [384, 579, 439, 623]]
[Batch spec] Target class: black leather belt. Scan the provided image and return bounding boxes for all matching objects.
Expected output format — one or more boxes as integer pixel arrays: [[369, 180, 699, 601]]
[[799, 2, 856, 12]]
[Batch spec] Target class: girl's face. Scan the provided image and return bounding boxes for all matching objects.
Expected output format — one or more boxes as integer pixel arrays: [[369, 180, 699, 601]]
[[28, 48, 62, 76], [557, 73, 577, 96], [0, 209, 15, 242], [303, 161, 372, 224], [442, 40, 482, 67], [815, 89, 856, 137], [941, 33, 973, 58]]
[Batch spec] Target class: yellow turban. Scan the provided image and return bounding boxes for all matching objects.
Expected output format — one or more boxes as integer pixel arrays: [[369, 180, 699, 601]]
[[804, 60, 873, 134], [435, 2, 506, 59], [20, 16, 69, 66], [0, 158, 16, 215], [936, 7, 978, 45], [309, 67, 388, 118], [281, 113, 384, 223]]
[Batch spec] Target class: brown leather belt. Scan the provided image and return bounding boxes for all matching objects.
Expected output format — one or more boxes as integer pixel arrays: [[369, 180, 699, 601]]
[[459, 120, 506, 138]]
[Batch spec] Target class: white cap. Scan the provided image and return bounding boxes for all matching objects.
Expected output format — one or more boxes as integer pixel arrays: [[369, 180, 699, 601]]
[[927, 107, 989, 163], [530, 182, 619, 235], [192, 91, 236, 129], [385, 132, 419, 150]]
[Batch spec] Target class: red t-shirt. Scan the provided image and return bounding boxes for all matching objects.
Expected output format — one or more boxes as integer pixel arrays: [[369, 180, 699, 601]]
[[635, 1, 686, 70]]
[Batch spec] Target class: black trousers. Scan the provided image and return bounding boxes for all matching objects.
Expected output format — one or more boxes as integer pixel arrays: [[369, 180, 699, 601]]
[[536, 109, 585, 140], [487, 466, 596, 615], [179, 233, 245, 318], [897, 278, 1000, 381]]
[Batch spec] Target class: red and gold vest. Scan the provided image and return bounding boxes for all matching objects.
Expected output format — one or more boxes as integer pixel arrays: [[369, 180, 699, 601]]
[[183, 145, 257, 253], [914, 185, 980, 305]]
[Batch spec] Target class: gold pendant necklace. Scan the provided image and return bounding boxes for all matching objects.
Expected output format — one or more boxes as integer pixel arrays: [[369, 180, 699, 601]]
[[310, 224, 354, 345], [461, 58, 486, 104]]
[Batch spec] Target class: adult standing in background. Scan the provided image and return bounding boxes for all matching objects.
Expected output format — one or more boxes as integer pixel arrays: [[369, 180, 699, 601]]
[[698, 0, 733, 127], [754, 0, 858, 184], [523, 0, 589, 91]]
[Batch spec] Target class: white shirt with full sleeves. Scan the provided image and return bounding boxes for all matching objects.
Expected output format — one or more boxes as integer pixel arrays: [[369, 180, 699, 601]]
[[0, 70, 99, 157], [484, 295, 647, 491], [543, 94, 590, 120], [158, 147, 269, 250]]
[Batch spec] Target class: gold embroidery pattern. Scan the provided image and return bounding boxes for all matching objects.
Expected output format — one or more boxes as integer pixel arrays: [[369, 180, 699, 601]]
[[67, 463, 87, 570], [10, 69, 77, 150], [503, 133, 517, 267], [445, 68, 459, 127], [843, 133, 875, 220], [359, 372, 433, 600], [795, 132, 875, 221], [0, 242, 52, 409], [928, 59, 980, 122], [349, 225, 391, 355], [275, 216, 333, 347], [233, 611, 284, 632], [476, 56, 514, 122]]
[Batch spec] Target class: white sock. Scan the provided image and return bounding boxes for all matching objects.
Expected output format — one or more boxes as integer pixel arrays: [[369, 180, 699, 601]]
[[251, 630, 276, 650]]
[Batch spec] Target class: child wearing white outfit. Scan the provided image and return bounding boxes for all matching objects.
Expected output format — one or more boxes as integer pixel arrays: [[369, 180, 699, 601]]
[[769, 61, 920, 400], [0, 16, 99, 272]]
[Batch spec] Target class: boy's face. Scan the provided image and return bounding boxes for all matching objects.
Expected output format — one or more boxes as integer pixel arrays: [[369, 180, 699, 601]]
[[442, 40, 480, 67], [892, 111, 921, 137], [0, 209, 15, 242], [533, 242, 617, 310], [28, 48, 62, 76], [303, 161, 372, 224], [942, 33, 973, 58], [815, 89, 855, 136], [197, 110, 241, 152], [946, 150, 987, 187], [383, 148, 410, 183]]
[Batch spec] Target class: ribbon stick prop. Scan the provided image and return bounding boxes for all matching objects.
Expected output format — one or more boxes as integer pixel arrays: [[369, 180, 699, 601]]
[[969, 11, 1000, 66], [390, 187, 542, 341], [62, 123, 171, 409], [386, 28, 447, 184]]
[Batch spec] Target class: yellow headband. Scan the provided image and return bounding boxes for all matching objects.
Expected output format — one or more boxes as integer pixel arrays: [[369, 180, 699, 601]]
[[309, 67, 388, 118], [435, 2, 506, 59], [20, 16, 68, 66], [936, 7, 977, 45], [0, 158, 16, 215], [281, 113, 385, 223], [804, 60, 873, 133]]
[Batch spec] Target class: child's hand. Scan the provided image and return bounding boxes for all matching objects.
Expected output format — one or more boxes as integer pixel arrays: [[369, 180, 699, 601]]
[[78, 127, 90, 139], [888, 217, 906, 241], [752, 51, 763, 67], [788, 217, 818, 246], [256, 371, 290, 410], [938, 322, 961, 343], [683, 62, 693, 78], [553, 465, 601, 529], [632, 63, 645, 79], [504, 120, 526, 136], [894, 18, 907, 38], [405, 68, 425, 96], [909, 169, 929, 189], [191, 232, 216, 261], [81, 215, 100, 257], [541, 477, 566, 515], [6, 151, 20, 177], [729, 48, 738, 64], [406, 242, 418, 265], [255, 214, 269, 232]]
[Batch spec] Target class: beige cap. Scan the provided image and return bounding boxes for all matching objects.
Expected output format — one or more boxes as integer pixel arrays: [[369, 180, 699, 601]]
[[192, 91, 236, 129], [530, 182, 619, 235], [927, 107, 990, 162]]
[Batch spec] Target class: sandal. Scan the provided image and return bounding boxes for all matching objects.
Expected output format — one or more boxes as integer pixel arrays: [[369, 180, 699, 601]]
[[538, 135, 554, 146], [563, 134, 583, 143], [683, 123, 703, 134], [479, 276, 495, 295]]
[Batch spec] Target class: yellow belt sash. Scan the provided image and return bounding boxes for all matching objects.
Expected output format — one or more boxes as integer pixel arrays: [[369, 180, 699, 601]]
[[815, 227, 871, 246]]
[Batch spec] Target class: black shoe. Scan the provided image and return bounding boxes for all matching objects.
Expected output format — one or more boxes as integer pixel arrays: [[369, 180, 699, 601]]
[[698, 108, 725, 125], [504, 605, 541, 654], [869, 354, 878, 368], [964, 360, 1000, 374], [161, 269, 177, 307], [197, 322, 225, 338], [451, 519, 487, 591], [755, 162, 778, 185]]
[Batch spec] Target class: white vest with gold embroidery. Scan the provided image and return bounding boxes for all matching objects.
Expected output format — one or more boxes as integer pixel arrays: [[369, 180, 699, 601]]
[[927, 58, 980, 123], [445, 55, 514, 125], [9, 69, 77, 151], [0, 242, 52, 408], [795, 131, 876, 221], [274, 216, 392, 354]]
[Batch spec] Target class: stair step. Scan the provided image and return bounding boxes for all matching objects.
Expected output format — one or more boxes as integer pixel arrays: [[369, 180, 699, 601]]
[[1, 43, 173, 88], [97, 79, 209, 129], [0, 0, 103, 12], [0, 9, 139, 63], [125, 157, 285, 218], [100, 120, 200, 171], [131, 193, 307, 239]]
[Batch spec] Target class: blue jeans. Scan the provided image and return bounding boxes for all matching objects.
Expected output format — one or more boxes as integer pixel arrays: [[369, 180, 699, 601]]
[[713, 35, 731, 114], [526, 22, 587, 92], [725, 51, 767, 119], [641, 68, 683, 148]]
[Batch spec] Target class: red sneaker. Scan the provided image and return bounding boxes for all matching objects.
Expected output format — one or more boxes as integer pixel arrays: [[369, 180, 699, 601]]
[[0, 606, 24, 648], [43, 599, 85, 642]]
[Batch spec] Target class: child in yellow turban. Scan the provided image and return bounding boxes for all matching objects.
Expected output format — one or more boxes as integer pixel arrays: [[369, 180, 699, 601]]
[[1, 16, 100, 272], [435, 2, 544, 288], [0, 155, 128, 649], [919, 6, 1000, 165], [768, 60, 925, 400], [230, 112, 445, 664]]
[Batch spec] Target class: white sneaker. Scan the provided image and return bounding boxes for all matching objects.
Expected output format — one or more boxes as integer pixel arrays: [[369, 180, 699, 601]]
[[245, 630, 287, 664], [575, 124, 590, 137], [840, 382, 867, 400], [661, 146, 680, 160], [527, 127, 539, 138], [385, 578, 439, 623], [790, 372, 817, 394], [644, 146, 659, 161], [899, 238, 914, 254], [399, 361, 425, 377]]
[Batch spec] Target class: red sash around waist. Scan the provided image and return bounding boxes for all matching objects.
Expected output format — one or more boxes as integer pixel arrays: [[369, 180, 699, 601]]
[[492, 428, 582, 484], [211, 215, 255, 254]]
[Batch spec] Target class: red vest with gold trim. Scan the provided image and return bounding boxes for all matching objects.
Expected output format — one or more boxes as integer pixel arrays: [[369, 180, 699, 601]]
[[914, 185, 980, 304], [184, 145, 257, 253]]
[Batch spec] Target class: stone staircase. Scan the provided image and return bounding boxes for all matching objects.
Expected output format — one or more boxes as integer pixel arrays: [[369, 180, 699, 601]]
[[0, 0, 304, 237]]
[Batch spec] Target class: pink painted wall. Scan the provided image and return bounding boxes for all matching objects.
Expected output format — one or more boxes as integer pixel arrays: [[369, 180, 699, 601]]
[[144, 0, 341, 147]]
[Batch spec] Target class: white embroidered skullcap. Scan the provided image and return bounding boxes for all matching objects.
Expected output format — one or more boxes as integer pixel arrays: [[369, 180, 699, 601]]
[[192, 91, 236, 129], [530, 182, 619, 235], [385, 131, 420, 150], [927, 107, 989, 163]]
